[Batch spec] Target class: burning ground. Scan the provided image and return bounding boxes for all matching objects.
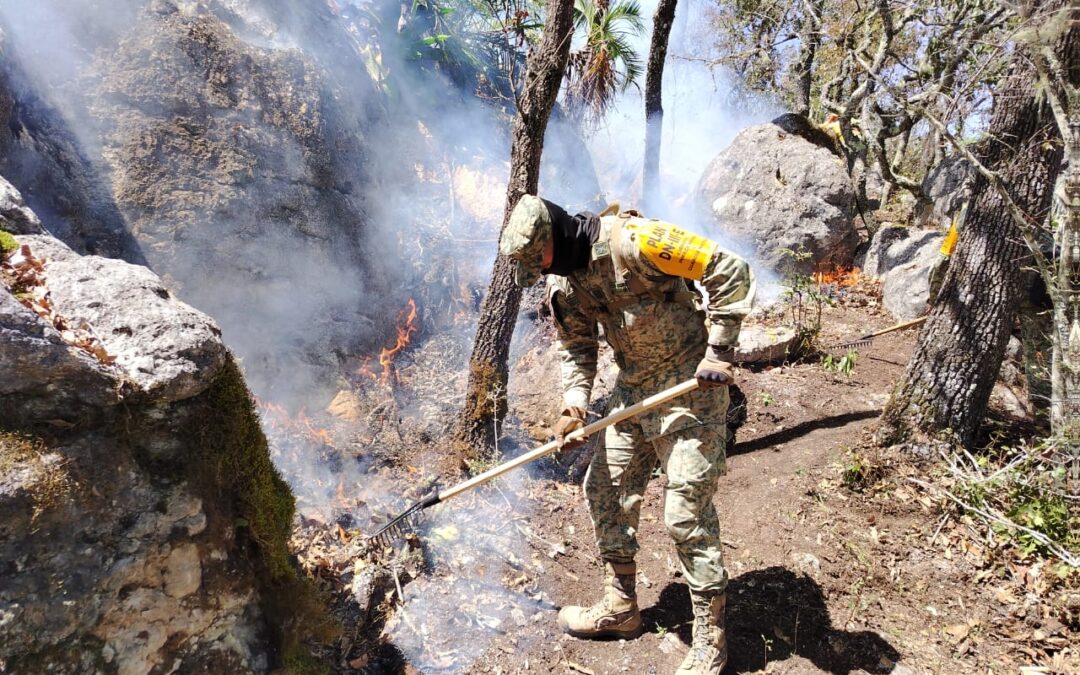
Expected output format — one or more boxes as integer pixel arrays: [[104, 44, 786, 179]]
[[266, 277, 1076, 674]]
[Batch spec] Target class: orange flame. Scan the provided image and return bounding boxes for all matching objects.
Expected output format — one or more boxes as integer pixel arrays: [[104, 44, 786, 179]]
[[255, 398, 335, 449], [814, 265, 862, 287], [358, 298, 419, 385]]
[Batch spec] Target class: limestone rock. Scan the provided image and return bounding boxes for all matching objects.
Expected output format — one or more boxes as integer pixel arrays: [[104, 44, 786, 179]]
[[0, 287, 123, 423], [861, 224, 943, 321], [0, 176, 43, 235], [0, 180, 276, 673], [20, 235, 226, 403], [164, 544, 202, 599], [326, 389, 364, 422], [694, 117, 859, 273], [915, 154, 969, 228], [735, 324, 800, 364]]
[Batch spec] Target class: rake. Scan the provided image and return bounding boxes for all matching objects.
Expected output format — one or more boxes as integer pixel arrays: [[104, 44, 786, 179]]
[[367, 378, 701, 547], [824, 315, 927, 352]]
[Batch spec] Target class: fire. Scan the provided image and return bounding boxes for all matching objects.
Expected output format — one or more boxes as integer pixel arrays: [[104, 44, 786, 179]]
[[256, 398, 336, 449], [358, 298, 419, 385], [814, 265, 862, 287]]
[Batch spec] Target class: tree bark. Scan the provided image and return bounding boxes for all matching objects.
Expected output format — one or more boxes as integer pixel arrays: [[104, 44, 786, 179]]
[[642, 0, 677, 213], [880, 9, 1068, 445], [452, 0, 575, 469], [794, 0, 822, 118]]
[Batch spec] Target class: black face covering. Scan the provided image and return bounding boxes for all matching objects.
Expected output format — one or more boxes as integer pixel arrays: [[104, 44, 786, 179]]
[[543, 199, 601, 276]]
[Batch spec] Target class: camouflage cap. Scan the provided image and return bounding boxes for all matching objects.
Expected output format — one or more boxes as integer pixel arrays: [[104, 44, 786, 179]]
[[500, 195, 553, 287]]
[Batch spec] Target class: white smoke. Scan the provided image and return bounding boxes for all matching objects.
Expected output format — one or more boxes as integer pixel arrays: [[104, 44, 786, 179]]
[[0, 0, 780, 670]]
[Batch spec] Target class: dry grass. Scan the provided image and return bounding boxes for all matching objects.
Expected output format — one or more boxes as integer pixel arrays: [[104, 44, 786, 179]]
[[0, 431, 74, 518]]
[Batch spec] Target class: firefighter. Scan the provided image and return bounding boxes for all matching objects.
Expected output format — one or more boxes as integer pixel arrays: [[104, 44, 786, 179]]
[[499, 196, 755, 674]]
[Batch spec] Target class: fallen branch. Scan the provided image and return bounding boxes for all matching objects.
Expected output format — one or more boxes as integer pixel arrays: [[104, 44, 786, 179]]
[[906, 477, 1076, 565]]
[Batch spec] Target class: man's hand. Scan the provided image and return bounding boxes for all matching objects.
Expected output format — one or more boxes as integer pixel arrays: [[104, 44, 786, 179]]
[[696, 345, 736, 388], [554, 406, 588, 450]]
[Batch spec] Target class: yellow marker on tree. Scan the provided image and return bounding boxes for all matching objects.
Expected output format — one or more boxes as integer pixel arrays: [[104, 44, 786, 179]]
[[940, 219, 960, 257]]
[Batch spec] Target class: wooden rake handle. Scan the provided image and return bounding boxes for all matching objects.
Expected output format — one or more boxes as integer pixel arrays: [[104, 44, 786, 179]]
[[859, 315, 927, 340], [439, 378, 700, 502]]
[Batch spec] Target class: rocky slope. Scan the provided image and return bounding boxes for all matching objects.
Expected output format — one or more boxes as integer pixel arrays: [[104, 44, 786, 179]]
[[0, 0, 395, 405], [0, 177, 296, 673]]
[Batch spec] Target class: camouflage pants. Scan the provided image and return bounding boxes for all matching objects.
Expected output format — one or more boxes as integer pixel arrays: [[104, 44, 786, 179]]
[[584, 384, 729, 594]]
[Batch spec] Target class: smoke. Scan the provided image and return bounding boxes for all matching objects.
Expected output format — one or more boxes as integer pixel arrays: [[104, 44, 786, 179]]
[[0, 0, 779, 669]]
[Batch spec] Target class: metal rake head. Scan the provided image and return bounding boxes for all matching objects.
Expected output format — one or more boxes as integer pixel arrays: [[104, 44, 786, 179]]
[[366, 492, 441, 548], [826, 336, 873, 352]]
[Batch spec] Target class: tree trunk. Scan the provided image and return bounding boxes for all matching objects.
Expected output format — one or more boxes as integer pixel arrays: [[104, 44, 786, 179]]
[[1049, 19, 1080, 439], [880, 14, 1067, 446], [642, 0, 677, 214], [452, 0, 576, 470], [794, 0, 822, 118]]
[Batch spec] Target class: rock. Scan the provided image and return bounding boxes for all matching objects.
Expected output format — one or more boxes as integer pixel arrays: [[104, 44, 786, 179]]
[[0, 287, 123, 423], [791, 552, 822, 578], [164, 544, 202, 599], [694, 118, 859, 273], [18, 235, 226, 403], [326, 389, 364, 422], [0, 176, 43, 235], [0, 181, 281, 672], [916, 154, 969, 228], [861, 224, 943, 321], [735, 325, 800, 364]]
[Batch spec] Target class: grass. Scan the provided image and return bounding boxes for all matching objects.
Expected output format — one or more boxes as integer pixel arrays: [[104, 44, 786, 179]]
[[0, 430, 73, 518]]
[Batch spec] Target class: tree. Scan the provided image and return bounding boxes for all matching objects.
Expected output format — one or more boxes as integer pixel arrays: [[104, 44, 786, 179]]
[[880, 1, 1071, 445], [705, 0, 1012, 212], [564, 0, 644, 123], [642, 0, 676, 213], [453, 0, 576, 469], [793, 0, 823, 117]]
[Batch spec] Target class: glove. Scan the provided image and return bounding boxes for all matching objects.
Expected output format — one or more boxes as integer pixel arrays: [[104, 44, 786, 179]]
[[696, 345, 736, 388], [554, 406, 587, 450]]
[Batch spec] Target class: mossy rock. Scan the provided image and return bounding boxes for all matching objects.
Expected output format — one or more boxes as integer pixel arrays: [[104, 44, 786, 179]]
[[189, 357, 295, 579], [187, 357, 339, 668]]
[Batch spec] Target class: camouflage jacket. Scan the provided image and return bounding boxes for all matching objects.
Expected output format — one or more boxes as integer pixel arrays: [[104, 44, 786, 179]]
[[548, 212, 756, 412]]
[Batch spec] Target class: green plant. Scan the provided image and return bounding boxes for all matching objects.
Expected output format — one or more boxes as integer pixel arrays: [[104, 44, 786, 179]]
[[778, 246, 835, 351], [0, 230, 18, 256], [841, 450, 879, 490], [822, 348, 858, 377], [941, 440, 1074, 563], [565, 0, 645, 122], [757, 391, 775, 407]]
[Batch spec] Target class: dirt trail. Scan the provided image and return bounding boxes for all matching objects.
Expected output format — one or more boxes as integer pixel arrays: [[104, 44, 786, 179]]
[[456, 300, 921, 674], [455, 297, 1069, 675], [295, 294, 1068, 674]]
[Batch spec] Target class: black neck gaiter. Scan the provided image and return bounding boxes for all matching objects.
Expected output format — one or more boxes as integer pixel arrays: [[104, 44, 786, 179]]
[[544, 201, 601, 276]]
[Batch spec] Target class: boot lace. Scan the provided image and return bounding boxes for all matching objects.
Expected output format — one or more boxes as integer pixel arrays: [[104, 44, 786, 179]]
[[688, 601, 714, 663]]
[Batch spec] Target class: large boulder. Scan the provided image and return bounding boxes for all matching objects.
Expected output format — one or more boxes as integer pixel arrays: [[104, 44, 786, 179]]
[[0, 0, 402, 405], [694, 116, 859, 272], [1, 180, 293, 673], [861, 223, 943, 321], [915, 153, 969, 228]]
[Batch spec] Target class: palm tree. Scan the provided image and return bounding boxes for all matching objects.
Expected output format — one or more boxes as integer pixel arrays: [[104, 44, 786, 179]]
[[565, 0, 645, 123]]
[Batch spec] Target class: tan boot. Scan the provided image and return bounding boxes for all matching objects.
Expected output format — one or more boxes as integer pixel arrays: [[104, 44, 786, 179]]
[[675, 591, 728, 674], [557, 562, 643, 639]]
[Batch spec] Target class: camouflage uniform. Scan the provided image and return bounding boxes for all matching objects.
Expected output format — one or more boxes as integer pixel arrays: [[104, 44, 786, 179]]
[[548, 212, 755, 593]]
